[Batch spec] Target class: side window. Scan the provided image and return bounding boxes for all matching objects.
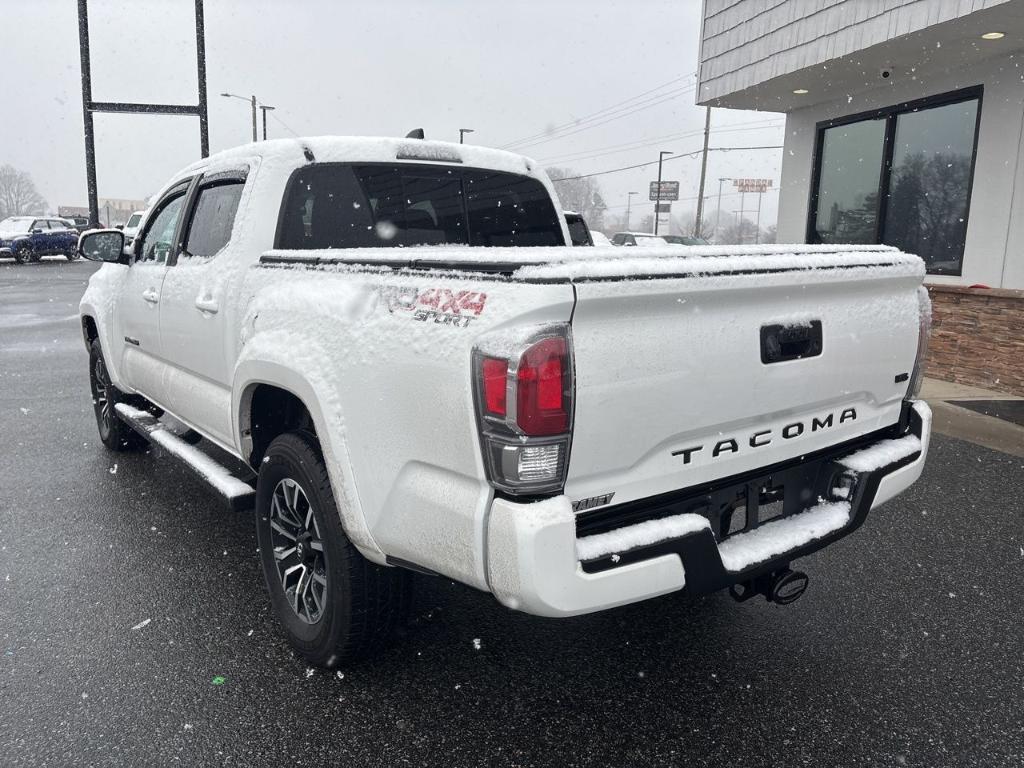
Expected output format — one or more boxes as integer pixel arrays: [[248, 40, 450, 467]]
[[138, 193, 186, 264], [182, 181, 244, 259], [49, 220, 66, 230], [31, 220, 48, 231]]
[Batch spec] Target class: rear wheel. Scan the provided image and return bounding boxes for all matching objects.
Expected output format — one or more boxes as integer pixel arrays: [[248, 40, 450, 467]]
[[88, 339, 145, 451], [65, 247, 80, 261], [255, 431, 411, 666], [13, 245, 31, 265]]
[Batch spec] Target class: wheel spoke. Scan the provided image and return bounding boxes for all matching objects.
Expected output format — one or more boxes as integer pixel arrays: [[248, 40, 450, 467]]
[[270, 520, 296, 541], [273, 545, 296, 561], [309, 539, 323, 552], [312, 571, 327, 586]]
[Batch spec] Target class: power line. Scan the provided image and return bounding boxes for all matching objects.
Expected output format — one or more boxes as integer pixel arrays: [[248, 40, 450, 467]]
[[537, 119, 783, 166], [504, 84, 697, 152], [549, 145, 784, 182], [269, 110, 301, 138], [498, 71, 696, 149]]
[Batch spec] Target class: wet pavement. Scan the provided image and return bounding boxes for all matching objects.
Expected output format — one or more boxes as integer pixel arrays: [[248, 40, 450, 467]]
[[2, 259, 1023, 767]]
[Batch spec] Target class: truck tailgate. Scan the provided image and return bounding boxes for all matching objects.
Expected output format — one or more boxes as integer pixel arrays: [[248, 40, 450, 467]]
[[557, 248, 926, 507]]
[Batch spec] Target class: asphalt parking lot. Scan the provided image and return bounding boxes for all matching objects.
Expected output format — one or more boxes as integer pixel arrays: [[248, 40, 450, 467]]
[[2, 259, 1022, 767]]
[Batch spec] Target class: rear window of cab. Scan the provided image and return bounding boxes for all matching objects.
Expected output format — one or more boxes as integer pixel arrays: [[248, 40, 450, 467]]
[[276, 163, 565, 249]]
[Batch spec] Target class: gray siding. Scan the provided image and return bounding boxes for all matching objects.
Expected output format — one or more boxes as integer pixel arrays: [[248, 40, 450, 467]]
[[699, 0, 1012, 102]]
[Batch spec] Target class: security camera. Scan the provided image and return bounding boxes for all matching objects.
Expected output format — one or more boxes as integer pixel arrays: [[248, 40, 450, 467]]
[[880, 67, 893, 80]]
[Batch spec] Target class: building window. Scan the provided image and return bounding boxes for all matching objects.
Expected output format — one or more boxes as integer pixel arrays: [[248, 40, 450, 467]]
[[809, 87, 982, 276]]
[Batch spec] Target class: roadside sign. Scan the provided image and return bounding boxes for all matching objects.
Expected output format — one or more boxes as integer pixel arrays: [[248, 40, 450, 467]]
[[649, 181, 680, 201], [655, 203, 672, 214], [733, 178, 773, 193]]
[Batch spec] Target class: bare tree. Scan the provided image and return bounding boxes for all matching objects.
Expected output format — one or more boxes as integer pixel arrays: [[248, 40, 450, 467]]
[[716, 216, 761, 245], [0, 165, 47, 219], [546, 168, 607, 231]]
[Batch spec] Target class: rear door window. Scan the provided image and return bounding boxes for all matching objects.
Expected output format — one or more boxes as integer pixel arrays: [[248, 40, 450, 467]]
[[276, 163, 563, 249], [182, 181, 244, 259]]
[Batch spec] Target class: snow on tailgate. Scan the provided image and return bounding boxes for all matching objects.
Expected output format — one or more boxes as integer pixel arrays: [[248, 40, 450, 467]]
[[262, 244, 924, 282]]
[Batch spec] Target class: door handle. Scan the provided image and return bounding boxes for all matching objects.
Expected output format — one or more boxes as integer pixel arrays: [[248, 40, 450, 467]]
[[194, 296, 219, 315], [142, 289, 159, 304]]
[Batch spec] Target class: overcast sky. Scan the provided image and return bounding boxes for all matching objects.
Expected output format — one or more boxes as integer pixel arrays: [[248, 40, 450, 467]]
[[0, 0, 784, 230]]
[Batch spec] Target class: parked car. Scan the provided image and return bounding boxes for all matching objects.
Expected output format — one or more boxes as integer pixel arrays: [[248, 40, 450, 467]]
[[611, 231, 674, 247], [78, 136, 932, 667], [564, 211, 593, 246], [63, 216, 91, 233], [590, 230, 614, 247], [0, 216, 80, 263], [663, 235, 710, 246], [121, 210, 146, 246]]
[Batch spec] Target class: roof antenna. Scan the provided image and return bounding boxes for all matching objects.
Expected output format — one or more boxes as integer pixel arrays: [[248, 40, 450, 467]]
[[405, 128, 425, 140]]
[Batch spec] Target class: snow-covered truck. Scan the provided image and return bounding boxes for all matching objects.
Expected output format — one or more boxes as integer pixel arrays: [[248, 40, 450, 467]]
[[77, 137, 932, 666]]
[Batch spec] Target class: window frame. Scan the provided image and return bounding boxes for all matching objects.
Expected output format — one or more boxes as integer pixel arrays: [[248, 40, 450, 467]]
[[173, 170, 248, 265], [133, 179, 194, 265], [806, 85, 984, 277]]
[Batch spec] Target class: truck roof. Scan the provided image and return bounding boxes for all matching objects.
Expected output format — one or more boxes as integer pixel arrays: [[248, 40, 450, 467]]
[[181, 135, 543, 179]]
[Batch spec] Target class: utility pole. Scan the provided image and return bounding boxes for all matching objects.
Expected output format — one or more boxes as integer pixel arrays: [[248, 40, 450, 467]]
[[625, 191, 638, 230], [259, 105, 276, 140], [654, 150, 672, 236], [694, 106, 711, 238]]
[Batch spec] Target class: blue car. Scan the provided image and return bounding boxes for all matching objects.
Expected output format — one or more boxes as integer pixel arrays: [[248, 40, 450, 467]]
[[0, 216, 81, 264]]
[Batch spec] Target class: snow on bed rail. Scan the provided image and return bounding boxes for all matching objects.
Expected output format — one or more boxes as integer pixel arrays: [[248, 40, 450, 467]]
[[113, 404, 253, 500], [840, 435, 922, 472], [261, 244, 924, 282], [575, 513, 710, 561], [717, 501, 851, 572]]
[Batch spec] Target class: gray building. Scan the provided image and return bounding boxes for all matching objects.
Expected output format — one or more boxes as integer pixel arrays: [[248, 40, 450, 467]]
[[697, 0, 1024, 395]]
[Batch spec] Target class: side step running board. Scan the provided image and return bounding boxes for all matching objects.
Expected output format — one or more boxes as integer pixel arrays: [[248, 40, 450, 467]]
[[114, 403, 256, 512]]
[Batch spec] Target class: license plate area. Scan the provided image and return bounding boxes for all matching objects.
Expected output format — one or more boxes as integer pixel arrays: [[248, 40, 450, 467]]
[[722, 483, 785, 538]]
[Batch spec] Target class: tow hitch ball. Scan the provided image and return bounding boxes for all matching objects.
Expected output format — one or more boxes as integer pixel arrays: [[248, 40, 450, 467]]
[[729, 567, 809, 605]]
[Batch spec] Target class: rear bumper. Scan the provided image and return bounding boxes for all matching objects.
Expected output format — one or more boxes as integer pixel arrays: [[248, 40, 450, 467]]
[[485, 400, 931, 617]]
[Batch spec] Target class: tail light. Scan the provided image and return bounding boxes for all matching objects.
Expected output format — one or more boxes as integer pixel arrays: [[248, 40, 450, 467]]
[[906, 286, 932, 400], [473, 325, 574, 494]]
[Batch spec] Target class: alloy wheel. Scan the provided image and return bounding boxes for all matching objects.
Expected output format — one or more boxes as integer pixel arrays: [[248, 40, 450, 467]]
[[269, 478, 328, 624]]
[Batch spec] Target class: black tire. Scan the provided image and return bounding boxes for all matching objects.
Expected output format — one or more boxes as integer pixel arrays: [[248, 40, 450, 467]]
[[13, 245, 31, 265], [88, 339, 146, 451], [255, 431, 411, 667], [65, 249, 80, 261]]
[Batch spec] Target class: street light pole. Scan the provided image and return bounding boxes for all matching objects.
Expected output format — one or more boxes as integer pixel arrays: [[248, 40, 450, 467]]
[[625, 191, 638, 231], [221, 92, 260, 142], [654, 150, 672, 236], [259, 105, 276, 140], [459, 128, 474, 144]]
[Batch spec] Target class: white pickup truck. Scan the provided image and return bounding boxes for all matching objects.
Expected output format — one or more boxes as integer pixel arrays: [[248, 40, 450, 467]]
[[78, 136, 932, 666]]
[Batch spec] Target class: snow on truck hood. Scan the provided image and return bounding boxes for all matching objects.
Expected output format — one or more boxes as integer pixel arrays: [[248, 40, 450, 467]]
[[262, 244, 926, 282]]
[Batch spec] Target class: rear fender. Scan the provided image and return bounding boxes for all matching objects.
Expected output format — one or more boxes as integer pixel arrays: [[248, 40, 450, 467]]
[[233, 337, 382, 561]]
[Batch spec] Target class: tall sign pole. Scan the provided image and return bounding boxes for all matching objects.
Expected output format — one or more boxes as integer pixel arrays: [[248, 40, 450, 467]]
[[694, 106, 711, 238], [653, 150, 673, 236], [78, 0, 210, 227]]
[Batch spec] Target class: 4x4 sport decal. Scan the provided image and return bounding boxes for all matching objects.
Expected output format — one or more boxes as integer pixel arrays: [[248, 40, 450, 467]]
[[380, 286, 488, 328]]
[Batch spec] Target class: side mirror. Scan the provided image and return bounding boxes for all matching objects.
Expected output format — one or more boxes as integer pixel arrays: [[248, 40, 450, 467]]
[[79, 229, 127, 264], [115, 224, 124, 230]]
